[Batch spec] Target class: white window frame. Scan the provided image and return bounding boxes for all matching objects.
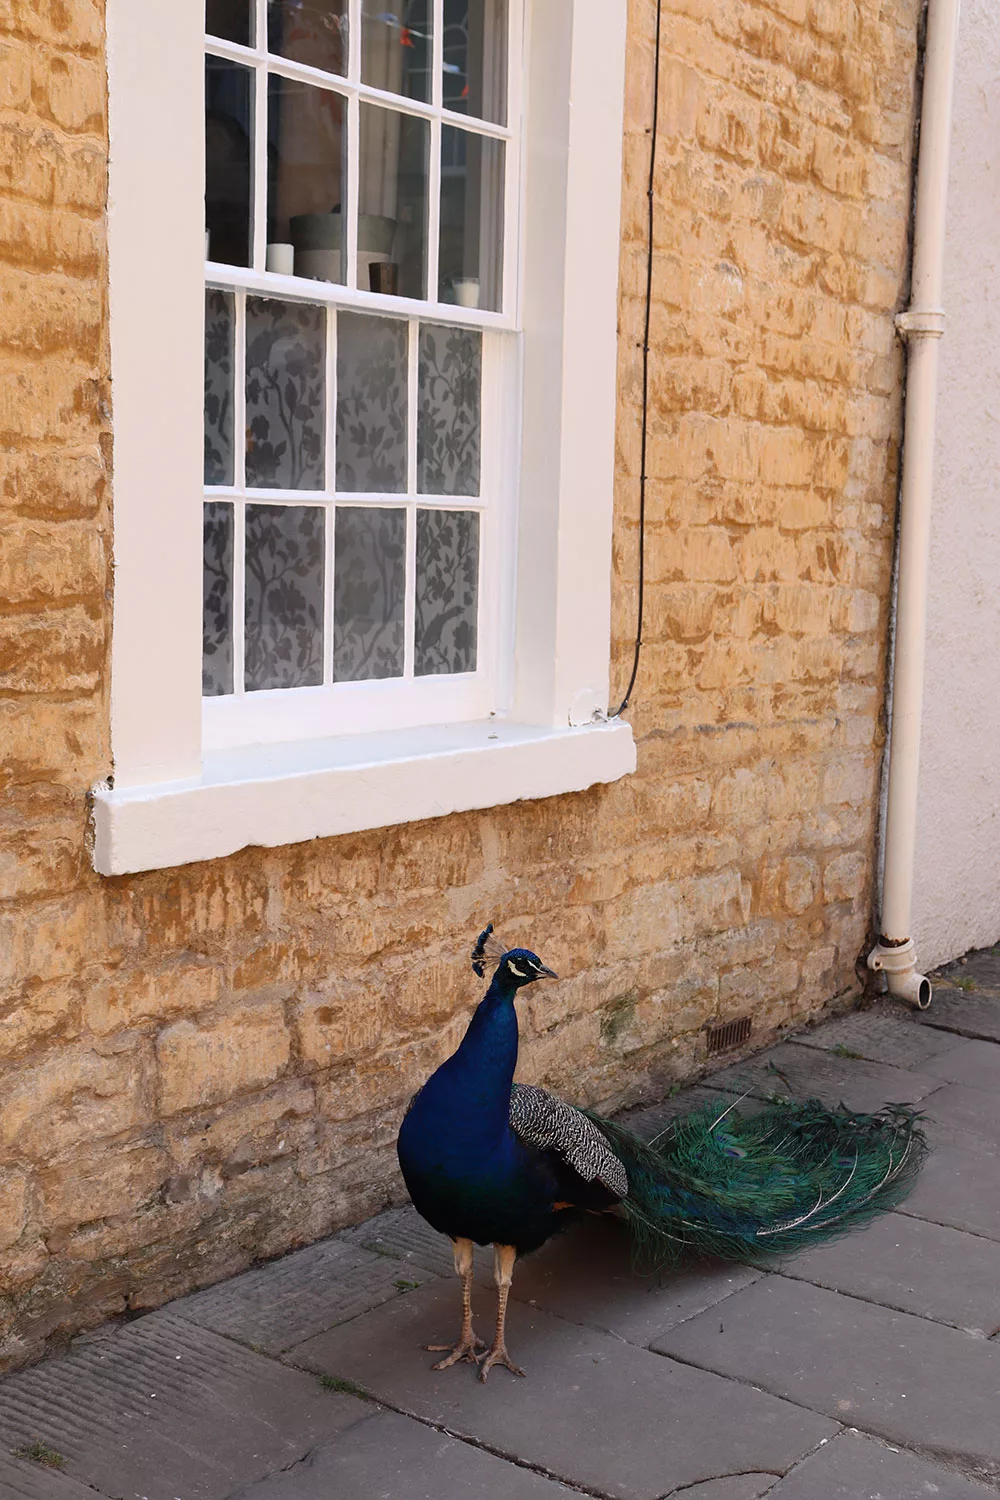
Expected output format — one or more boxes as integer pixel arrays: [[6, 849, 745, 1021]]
[[93, 0, 634, 875]]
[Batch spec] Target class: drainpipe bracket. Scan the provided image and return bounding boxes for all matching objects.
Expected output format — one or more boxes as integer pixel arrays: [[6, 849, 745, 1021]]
[[895, 307, 946, 340], [867, 936, 916, 975], [867, 937, 932, 1009]]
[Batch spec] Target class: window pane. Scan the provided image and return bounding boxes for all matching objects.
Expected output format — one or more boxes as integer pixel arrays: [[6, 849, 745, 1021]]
[[335, 312, 407, 492], [358, 105, 429, 297], [203, 502, 235, 696], [415, 509, 479, 675], [206, 57, 253, 267], [442, 0, 507, 125], [268, 76, 347, 284], [268, 0, 348, 75], [246, 297, 326, 489], [361, 1, 431, 103], [334, 507, 406, 680], [245, 504, 325, 690], [205, 290, 235, 486], [418, 324, 480, 496], [206, 0, 252, 45], [439, 127, 503, 310]]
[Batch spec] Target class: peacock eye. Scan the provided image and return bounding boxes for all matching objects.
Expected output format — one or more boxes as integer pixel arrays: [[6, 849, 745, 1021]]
[[507, 961, 526, 978]]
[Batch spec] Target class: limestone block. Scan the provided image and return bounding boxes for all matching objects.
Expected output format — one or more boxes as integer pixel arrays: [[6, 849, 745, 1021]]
[[84, 960, 224, 1036], [0, 1170, 29, 1252], [156, 1005, 291, 1117], [822, 849, 868, 904]]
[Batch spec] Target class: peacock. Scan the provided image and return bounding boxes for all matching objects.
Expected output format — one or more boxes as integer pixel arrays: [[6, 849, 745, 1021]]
[[396, 924, 928, 1382]]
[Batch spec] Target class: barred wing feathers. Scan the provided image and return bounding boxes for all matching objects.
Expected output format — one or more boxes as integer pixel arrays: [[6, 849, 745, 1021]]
[[509, 1084, 628, 1199]]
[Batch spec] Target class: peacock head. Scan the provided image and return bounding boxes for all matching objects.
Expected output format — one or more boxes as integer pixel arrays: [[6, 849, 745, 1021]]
[[471, 923, 557, 987]]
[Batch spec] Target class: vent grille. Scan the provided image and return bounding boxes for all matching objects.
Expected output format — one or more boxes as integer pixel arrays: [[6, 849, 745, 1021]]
[[707, 1015, 752, 1055]]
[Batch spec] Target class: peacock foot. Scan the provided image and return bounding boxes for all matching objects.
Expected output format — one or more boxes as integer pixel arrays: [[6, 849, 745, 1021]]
[[424, 1332, 487, 1369], [478, 1344, 525, 1382]]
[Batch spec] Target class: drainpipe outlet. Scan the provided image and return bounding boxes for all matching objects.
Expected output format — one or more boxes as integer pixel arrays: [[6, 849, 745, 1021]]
[[867, 937, 932, 1010]]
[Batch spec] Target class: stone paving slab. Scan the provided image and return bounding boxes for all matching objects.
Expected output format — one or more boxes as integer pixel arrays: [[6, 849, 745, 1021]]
[[173, 1234, 439, 1355], [338, 1204, 490, 1279], [775, 1211, 1000, 1334], [923, 1038, 1000, 1090], [701, 1042, 942, 1114], [0, 1311, 368, 1500], [766, 1430, 997, 1499], [919, 987, 1000, 1043], [662, 1478, 778, 1500], [792, 1007, 959, 1069], [899, 1136, 1000, 1243], [654, 1275, 1000, 1485], [286, 1278, 838, 1500], [0, 1452, 102, 1500], [495, 1214, 762, 1347], [934, 948, 1000, 991], [227, 1409, 578, 1499], [921, 1083, 1000, 1148]]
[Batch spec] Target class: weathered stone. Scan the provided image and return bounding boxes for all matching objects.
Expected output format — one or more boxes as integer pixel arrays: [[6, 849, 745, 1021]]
[[899, 1137, 1000, 1243], [918, 987, 1000, 1043], [289, 1280, 837, 1500], [173, 1236, 439, 1354], [764, 1430, 995, 1500], [793, 1006, 958, 1069], [156, 1005, 291, 1116], [0, 1312, 369, 1500], [703, 1041, 942, 1114], [226, 1410, 576, 1500], [778, 1210, 1000, 1333], [655, 1276, 1000, 1482], [923, 1038, 1000, 1091]]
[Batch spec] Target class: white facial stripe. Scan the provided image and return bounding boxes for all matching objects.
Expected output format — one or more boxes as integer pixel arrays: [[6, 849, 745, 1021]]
[[507, 961, 527, 978]]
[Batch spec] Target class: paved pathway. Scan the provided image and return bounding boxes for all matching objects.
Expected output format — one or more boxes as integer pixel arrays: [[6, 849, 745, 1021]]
[[3, 945, 1000, 1499]]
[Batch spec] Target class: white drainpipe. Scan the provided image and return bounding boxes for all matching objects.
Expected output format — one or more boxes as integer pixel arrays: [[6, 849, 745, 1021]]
[[867, 0, 962, 1010]]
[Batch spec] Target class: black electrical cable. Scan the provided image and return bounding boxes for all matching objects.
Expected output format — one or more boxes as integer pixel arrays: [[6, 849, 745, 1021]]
[[610, 0, 662, 720]]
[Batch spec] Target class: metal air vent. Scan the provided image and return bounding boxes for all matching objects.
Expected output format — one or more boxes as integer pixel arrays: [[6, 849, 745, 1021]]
[[706, 1015, 752, 1055]]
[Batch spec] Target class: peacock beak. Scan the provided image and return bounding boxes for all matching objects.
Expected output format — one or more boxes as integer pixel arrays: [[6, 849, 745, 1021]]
[[536, 964, 558, 979]]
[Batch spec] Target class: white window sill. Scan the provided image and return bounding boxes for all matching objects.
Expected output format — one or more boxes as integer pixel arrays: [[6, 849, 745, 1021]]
[[90, 718, 636, 875]]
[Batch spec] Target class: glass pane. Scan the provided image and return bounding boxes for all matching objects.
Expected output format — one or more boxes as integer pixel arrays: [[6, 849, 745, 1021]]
[[204, 290, 235, 486], [361, 1, 431, 103], [203, 502, 235, 696], [206, 0, 252, 45], [268, 76, 348, 284], [442, 0, 507, 125], [415, 509, 479, 675], [206, 57, 253, 267], [439, 127, 503, 310], [245, 504, 325, 690], [333, 507, 406, 680], [268, 0, 348, 75], [335, 313, 407, 492], [246, 297, 326, 490], [358, 105, 429, 297], [417, 324, 480, 496]]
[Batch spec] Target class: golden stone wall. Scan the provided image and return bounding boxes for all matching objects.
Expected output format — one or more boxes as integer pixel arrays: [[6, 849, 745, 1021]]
[[0, 0, 920, 1369]]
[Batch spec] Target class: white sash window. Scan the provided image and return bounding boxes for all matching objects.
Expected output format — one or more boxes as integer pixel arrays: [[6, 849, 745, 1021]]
[[95, 0, 634, 873]]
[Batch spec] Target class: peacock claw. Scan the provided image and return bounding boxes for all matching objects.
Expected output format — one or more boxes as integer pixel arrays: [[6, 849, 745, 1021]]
[[478, 1346, 525, 1382], [425, 1334, 487, 1369]]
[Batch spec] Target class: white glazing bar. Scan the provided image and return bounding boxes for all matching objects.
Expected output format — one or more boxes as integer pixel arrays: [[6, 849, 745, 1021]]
[[253, 0, 265, 53], [404, 318, 419, 679], [252, 43, 268, 272], [233, 289, 248, 696], [431, 0, 443, 110], [233, 497, 247, 698], [207, 38, 512, 137], [349, 0, 362, 80], [427, 114, 441, 306], [323, 303, 337, 685], [205, 264, 514, 327], [346, 88, 360, 290]]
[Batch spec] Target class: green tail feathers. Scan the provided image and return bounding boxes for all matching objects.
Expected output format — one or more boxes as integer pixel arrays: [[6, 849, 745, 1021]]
[[589, 1096, 928, 1267]]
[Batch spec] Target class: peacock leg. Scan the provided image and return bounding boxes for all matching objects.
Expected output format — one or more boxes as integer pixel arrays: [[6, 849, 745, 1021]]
[[424, 1237, 486, 1368], [479, 1243, 525, 1382]]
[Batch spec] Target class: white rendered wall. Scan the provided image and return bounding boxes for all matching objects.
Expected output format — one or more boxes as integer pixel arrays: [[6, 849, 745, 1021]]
[[912, 0, 1000, 967]]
